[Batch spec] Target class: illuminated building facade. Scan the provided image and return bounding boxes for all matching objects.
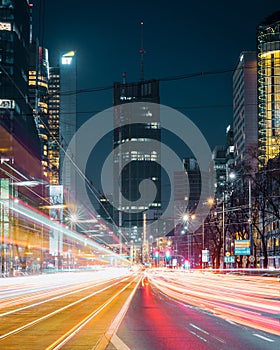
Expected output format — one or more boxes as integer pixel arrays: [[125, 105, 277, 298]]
[[48, 67, 60, 185], [257, 11, 280, 165], [233, 52, 258, 169], [113, 79, 161, 242], [0, 0, 44, 276], [28, 43, 49, 179], [59, 50, 77, 201], [0, 0, 41, 161]]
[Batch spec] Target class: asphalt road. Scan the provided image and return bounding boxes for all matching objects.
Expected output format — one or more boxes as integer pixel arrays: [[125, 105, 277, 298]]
[[0, 269, 279, 349], [106, 270, 280, 350]]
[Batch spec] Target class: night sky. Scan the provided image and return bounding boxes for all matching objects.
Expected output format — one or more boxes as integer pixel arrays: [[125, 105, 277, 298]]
[[34, 0, 279, 150]]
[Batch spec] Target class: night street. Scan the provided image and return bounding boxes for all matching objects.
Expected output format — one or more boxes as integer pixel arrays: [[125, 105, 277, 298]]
[[0, 269, 279, 349], [1, 1, 280, 349]]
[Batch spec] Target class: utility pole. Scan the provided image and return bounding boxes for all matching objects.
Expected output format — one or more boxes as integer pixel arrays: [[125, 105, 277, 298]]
[[222, 195, 225, 269], [248, 178, 253, 258]]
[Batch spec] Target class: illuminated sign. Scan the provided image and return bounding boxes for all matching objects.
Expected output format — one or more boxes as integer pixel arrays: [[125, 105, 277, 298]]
[[61, 57, 72, 65], [0, 99, 15, 109], [0, 22, 11, 31], [61, 50, 75, 65], [0, 178, 9, 199]]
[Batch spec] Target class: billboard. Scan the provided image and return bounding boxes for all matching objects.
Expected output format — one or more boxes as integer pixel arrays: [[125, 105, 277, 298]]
[[49, 185, 64, 256]]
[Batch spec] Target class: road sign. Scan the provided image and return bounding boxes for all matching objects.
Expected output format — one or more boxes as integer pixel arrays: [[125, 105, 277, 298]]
[[224, 256, 235, 263], [234, 247, 250, 255], [202, 249, 210, 263], [249, 255, 255, 262], [234, 240, 250, 256]]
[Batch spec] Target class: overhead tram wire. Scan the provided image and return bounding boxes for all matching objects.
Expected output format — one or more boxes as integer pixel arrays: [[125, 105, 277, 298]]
[[47, 65, 246, 98], [0, 62, 255, 243], [0, 63, 120, 237], [2, 64, 255, 118]]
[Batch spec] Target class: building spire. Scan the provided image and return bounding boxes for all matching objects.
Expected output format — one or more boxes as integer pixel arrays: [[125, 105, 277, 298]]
[[139, 21, 145, 81]]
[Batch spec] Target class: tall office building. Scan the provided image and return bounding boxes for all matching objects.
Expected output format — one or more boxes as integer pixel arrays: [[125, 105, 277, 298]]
[[257, 11, 280, 165], [233, 52, 258, 170], [28, 43, 49, 179], [59, 50, 77, 202], [0, 0, 43, 276], [0, 0, 41, 163], [48, 67, 60, 185], [113, 78, 161, 242]]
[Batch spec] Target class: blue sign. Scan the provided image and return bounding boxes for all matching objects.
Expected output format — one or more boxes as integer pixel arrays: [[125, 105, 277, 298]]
[[234, 247, 250, 255], [224, 256, 235, 263]]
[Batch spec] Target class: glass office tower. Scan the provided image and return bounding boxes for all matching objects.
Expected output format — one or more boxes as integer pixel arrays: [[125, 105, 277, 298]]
[[0, 0, 40, 159], [257, 11, 280, 165], [113, 79, 161, 242]]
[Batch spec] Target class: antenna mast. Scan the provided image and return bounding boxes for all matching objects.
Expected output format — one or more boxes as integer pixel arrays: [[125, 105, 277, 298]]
[[139, 21, 145, 81]]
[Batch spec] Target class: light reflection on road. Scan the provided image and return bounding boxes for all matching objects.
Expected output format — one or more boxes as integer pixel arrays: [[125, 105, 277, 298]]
[[146, 270, 280, 336]]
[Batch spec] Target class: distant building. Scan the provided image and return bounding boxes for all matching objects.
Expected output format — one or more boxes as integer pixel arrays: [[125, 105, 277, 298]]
[[113, 78, 161, 242], [233, 51, 258, 170], [212, 145, 227, 199], [257, 11, 280, 165], [212, 125, 235, 201], [183, 157, 202, 211]]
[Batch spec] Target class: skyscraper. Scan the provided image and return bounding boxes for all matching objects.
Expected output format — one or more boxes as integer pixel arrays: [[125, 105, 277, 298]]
[[48, 67, 60, 185], [28, 43, 50, 179], [59, 50, 77, 203], [233, 52, 258, 170], [0, 0, 41, 162], [113, 78, 161, 242], [257, 11, 280, 165]]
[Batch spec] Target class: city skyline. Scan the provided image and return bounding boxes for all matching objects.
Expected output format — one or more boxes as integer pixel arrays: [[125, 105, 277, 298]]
[[35, 0, 280, 150]]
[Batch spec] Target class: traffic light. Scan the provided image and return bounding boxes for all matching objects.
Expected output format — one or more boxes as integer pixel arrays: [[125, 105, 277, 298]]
[[183, 259, 190, 269], [165, 250, 171, 259]]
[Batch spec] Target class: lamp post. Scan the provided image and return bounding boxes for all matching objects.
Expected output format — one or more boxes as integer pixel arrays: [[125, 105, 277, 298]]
[[229, 172, 254, 266], [222, 194, 225, 269], [248, 178, 253, 260], [182, 213, 196, 266]]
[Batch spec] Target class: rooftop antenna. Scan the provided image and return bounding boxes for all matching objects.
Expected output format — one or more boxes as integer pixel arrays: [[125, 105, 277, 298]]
[[122, 71, 127, 84], [121, 71, 126, 98], [139, 21, 145, 81]]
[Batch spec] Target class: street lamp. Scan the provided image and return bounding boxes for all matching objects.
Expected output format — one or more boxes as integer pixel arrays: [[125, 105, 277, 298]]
[[182, 212, 196, 265], [229, 171, 253, 259]]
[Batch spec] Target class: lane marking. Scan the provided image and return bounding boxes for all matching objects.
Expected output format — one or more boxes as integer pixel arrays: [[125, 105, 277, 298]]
[[189, 330, 207, 342], [189, 323, 225, 344], [253, 333, 275, 342], [111, 334, 131, 350], [189, 323, 209, 335]]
